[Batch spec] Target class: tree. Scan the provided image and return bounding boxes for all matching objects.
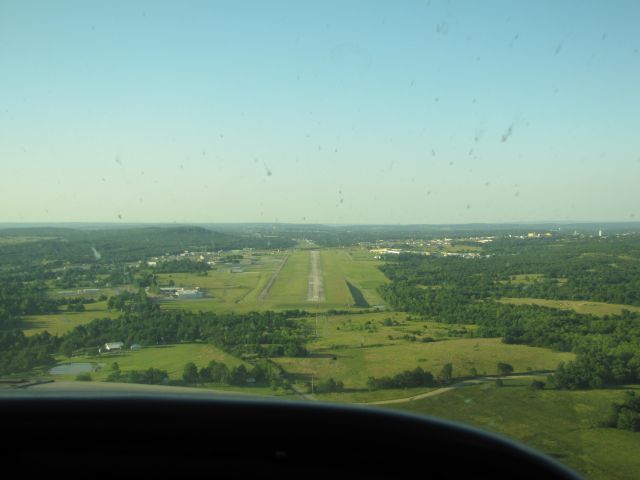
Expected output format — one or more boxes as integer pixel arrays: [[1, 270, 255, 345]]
[[199, 366, 213, 382], [182, 362, 199, 384], [229, 365, 248, 385], [497, 362, 514, 376], [107, 362, 121, 381], [529, 380, 545, 390], [437, 363, 453, 384], [76, 372, 92, 381]]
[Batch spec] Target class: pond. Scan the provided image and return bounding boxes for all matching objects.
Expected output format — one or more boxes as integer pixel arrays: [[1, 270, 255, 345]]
[[49, 363, 98, 375]]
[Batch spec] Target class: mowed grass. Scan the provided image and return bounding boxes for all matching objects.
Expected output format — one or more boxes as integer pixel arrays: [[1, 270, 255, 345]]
[[260, 250, 310, 309], [341, 248, 389, 306], [274, 338, 573, 389], [154, 248, 387, 313], [23, 301, 115, 336], [273, 313, 572, 390], [499, 297, 640, 317], [388, 380, 640, 480], [52, 343, 248, 382], [320, 250, 359, 308], [156, 254, 285, 313]]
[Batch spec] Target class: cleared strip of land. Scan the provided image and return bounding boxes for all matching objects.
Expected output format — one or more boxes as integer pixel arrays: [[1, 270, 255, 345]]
[[307, 250, 325, 302], [258, 254, 289, 301], [499, 297, 640, 317]]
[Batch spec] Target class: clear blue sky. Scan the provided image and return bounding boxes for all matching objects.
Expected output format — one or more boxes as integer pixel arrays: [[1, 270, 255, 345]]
[[1, 0, 639, 224]]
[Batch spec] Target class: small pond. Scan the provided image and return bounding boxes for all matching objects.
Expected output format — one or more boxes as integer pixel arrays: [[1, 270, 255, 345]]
[[49, 363, 97, 375]]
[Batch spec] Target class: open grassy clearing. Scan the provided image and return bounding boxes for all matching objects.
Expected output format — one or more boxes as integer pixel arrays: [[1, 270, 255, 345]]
[[156, 253, 286, 313], [319, 250, 357, 307], [388, 380, 640, 480], [498, 274, 567, 285], [274, 338, 573, 389], [273, 313, 573, 389], [0, 235, 57, 245], [442, 244, 484, 253], [305, 312, 464, 351], [259, 250, 310, 309], [503, 273, 545, 284], [23, 301, 115, 336], [51, 343, 249, 382], [499, 297, 640, 316], [340, 248, 389, 306]]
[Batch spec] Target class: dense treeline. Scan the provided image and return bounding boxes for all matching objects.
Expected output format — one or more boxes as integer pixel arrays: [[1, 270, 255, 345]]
[[367, 367, 437, 389], [0, 330, 58, 375], [57, 307, 310, 359], [153, 259, 210, 274], [181, 359, 282, 386], [0, 226, 294, 265], [378, 238, 640, 390], [603, 391, 640, 431], [381, 237, 640, 306], [0, 290, 310, 376], [0, 281, 59, 329]]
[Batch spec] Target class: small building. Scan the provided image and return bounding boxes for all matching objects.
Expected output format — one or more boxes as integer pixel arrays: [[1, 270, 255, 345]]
[[104, 342, 124, 352], [230, 267, 244, 273], [176, 289, 203, 299], [130, 343, 142, 351]]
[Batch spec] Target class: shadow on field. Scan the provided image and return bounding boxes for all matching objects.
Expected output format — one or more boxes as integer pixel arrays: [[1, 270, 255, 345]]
[[306, 353, 338, 359]]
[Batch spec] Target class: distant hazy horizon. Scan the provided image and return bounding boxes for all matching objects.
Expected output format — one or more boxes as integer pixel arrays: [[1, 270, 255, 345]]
[[2, 1, 639, 224]]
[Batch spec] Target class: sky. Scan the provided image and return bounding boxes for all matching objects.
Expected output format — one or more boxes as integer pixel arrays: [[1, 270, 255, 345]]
[[1, 0, 639, 224]]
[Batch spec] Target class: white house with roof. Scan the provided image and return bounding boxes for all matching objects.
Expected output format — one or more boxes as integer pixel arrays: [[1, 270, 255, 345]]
[[103, 342, 124, 352]]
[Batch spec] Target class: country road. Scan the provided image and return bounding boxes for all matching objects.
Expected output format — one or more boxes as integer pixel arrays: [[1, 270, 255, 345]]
[[364, 372, 551, 405]]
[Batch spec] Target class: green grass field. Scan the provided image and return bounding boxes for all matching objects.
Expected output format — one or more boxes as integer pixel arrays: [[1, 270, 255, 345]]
[[320, 250, 360, 308], [499, 297, 640, 317], [156, 252, 287, 313], [272, 312, 573, 389], [340, 248, 389, 306], [261, 250, 310, 309], [51, 343, 249, 382], [387, 380, 640, 480], [23, 301, 116, 336]]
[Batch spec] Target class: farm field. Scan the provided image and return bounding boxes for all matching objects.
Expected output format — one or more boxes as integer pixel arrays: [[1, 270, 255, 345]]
[[388, 379, 640, 480], [272, 312, 573, 389], [50, 343, 249, 382], [499, 297, 640, 317], [23, 301, 116, 336], [274, 338, 573, 389]]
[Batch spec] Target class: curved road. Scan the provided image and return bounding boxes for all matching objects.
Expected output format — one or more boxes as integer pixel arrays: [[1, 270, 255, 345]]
[[364, 372, 551, 405]]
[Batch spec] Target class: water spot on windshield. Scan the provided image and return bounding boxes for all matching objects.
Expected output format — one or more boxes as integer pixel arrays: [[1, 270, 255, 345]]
[[436, 22, 448, 35], [501, 123, 515, 143]]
